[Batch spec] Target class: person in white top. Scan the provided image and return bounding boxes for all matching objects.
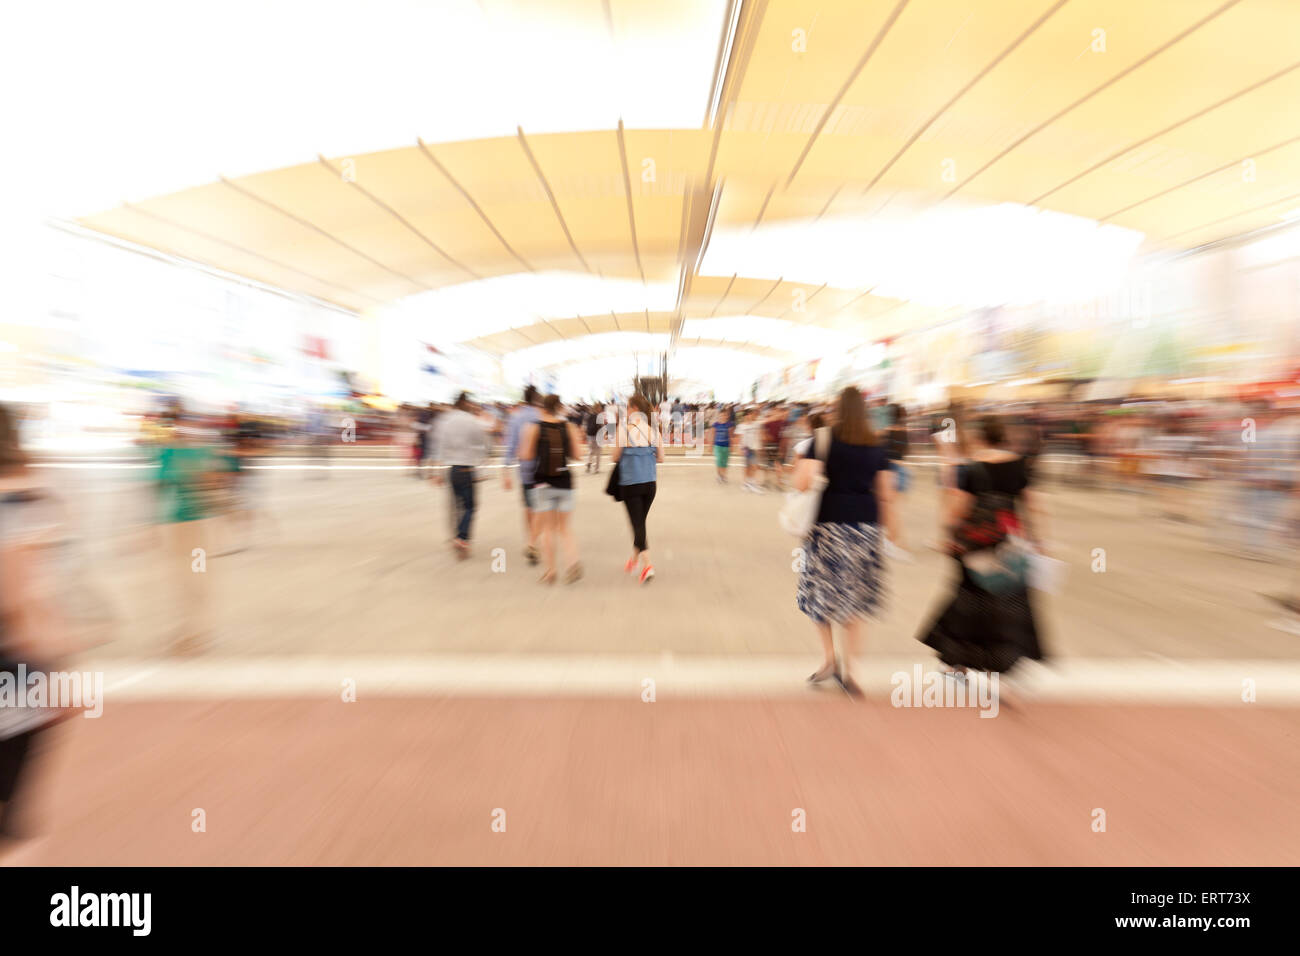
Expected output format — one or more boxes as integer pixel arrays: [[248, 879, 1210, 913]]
[[429, 392, 492, 558], [737, 409, 765, 493], [604, 402, 619, 448], [1139, 415, 1204, 522]]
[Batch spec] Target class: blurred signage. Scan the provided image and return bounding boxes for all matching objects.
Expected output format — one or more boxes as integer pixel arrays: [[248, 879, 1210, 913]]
[[302, 335, 330, 360]]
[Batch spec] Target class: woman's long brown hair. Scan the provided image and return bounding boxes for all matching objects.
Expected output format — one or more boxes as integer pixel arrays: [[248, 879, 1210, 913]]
[[832, 386, 877, 446]]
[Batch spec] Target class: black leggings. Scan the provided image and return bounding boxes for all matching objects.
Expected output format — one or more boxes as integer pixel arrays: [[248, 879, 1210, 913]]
[[622, 481, 656, 552]]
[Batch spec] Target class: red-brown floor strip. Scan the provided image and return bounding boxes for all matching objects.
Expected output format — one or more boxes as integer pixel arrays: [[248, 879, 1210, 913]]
[[8, 698, 1298, 865]]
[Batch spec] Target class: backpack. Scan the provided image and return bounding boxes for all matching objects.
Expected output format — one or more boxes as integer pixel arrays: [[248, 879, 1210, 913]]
[[534, 421, 568, 482]]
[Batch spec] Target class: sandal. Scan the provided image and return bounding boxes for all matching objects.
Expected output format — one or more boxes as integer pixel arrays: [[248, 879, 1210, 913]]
[[834, 674, 864, 699], [564, 562, 583, 584], [539, 569, 556, 585], [807, 664, 836, 684]]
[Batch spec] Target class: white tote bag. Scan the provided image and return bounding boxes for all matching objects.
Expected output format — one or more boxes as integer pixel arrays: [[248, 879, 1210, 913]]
[[778, 427, 832, 537], [1026, 547, 1067, 595]]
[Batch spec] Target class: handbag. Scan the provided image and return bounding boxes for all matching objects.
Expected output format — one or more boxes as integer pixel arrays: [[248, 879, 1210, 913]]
[[604, 457, 623, 501], [962, 535, 1031, 594], [778, 427, 832, 537], [1026, 549, 1066, 594]]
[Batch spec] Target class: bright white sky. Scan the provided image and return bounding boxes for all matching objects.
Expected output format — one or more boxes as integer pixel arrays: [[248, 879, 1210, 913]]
[[0, 0, 727, 338], [394, 273, 679, 343], [699, 202, 1147, 311]]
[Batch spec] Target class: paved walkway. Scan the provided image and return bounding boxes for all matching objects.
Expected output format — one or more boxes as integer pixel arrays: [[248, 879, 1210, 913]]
[[10, 697, 1297, 866], [43, 457, 1300, 661]]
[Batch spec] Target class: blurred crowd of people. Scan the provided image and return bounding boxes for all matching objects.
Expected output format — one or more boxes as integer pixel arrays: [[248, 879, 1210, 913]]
[[1, 382, 1297, 852], [114, 388, 1300, 588], [99, 385, 1300, 575]]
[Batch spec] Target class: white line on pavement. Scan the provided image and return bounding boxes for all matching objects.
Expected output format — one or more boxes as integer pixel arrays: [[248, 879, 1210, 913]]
[[76, 655, 1300, 704]]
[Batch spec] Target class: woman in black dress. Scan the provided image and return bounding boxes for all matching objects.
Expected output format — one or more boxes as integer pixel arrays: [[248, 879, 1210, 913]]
[[917, 416, 1049, 676]]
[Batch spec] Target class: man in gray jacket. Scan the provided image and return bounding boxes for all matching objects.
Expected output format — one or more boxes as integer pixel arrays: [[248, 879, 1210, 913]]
[[429, 392, 491, 558]]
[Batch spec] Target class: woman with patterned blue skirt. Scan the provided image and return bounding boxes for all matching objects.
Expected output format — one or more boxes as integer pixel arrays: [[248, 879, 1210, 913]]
[[793, 387, 902, 698]]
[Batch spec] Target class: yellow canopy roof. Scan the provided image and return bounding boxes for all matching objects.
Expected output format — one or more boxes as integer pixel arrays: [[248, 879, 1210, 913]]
[[73, 0, 1300, 361]]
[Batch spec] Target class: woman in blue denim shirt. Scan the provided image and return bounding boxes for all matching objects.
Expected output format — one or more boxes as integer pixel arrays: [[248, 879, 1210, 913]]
[[614, 393, 664, 585]]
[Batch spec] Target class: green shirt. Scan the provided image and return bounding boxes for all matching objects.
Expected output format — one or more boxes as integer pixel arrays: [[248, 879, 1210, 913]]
[[157, 445, 217, 523]]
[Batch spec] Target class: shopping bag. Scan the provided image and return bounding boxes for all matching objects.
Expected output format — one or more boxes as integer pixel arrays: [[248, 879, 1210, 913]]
[[778, 428, 831, 537], [1026, 548, 1067, 594]]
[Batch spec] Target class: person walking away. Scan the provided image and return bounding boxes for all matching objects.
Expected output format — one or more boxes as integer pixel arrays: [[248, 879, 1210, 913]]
[[504, 386, 543, 564], [584, 403, 602, 474], [1233, 401, 1299, 560], [709, 407, 734, 483], [762, 407, 785, 490], [156, 408, 223, 653], [793, 386, 899, 698], [782, 408, 812, 478], [1140, 415, 1203, 521], [735, 410, 752, 488], [930, 405, 969, 549], [741, 410, 765, 493], [430, 392, 491, 559], [615, 394, 664, 584], [683, 405, 697, 452], [885, 403, 911, 496], [224, 412, 276, 550], [411, 405, 433, 477], [1015, 408, 1045, 485], [734, 410, 752, 489], [916, 416, 1049, 699], [307, 404, 333, 479], [520, 395, 584, 583]]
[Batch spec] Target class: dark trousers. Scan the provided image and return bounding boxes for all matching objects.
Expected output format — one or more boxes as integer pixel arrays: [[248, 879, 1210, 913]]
[[449, 465, 476, 541], [622, 481, 656, 552]]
